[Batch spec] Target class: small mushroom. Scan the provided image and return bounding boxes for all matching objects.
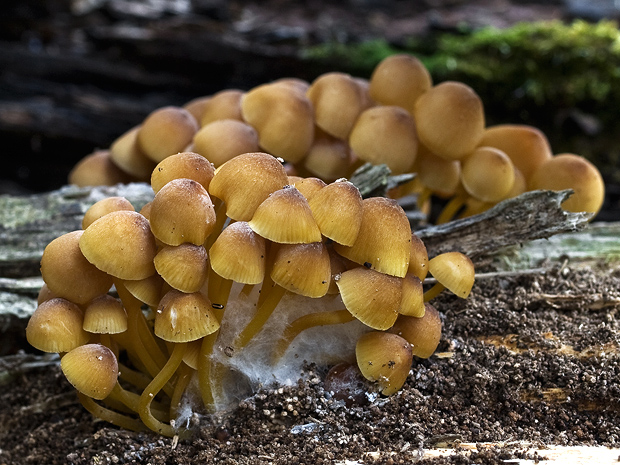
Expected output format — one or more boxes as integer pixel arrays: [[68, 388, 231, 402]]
[[137, 106, 199, 163], [424, 251, 475, 301], [192, 119, 260, 167], [61, 343, 119, 400], [82, 197, 135, 230], [389, 303, 442, 359], [26, 298, 90, 353], [154, 243, 209, 293], [150, 152, 215, 194]]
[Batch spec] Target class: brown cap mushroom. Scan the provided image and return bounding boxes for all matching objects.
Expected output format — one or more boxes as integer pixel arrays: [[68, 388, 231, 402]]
[[460, 146, 515, 203], [155, 290, 220, 343], [82, 197, 135, 230], [150, 152, 215, 194], [199, 89, 244, 126], [61, 343, 119, 400], [26, 298, 90, 353], [425, 251, 475, 301], [109, 126, 157, 180], [83, 294, 128, 335], [192, 119, 260, 168], [137, 106, 199, 163], [68, 150, 135, 187], [270, 242, 331, 298], [389, 303, 442, 358], [154, 243, 209, 293]]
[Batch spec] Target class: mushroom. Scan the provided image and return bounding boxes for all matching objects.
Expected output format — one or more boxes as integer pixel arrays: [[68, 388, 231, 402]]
[[82, 197, 135, 230], [153, 243, 209, 293], [192, 119, 260, 168], [199, 89, 244, 126], [424, 251, 475, 301], [413, 81, 485, 161], [303, 129, 355, 182], [137, 106, 199, 163], [61, 343, 119, 400], [528, 153, 605, 216], [389, 303, 442, 358], [109, 126, 157, 180], [150, 152, 215, 194], [355, 331, 413, 396], [68, 150, 135, 187]]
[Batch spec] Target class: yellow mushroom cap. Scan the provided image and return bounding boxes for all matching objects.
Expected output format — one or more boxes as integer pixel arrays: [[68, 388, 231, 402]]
[[209, 152, 289, 222], [155, 290, 220, 343], [303, 129, 354, 182], [82, 197, 135, 230], [369, 53, 432, 110], [290, 176, 327, 201], [79, 210, 157, 280], [154, 243, 209, 293], [349, 105, 418, 175], [249, 186, 322, 244], [408, 233, 429, 281], [389, 303, 442, 359], [40, 230, 113, 305], [183, 95, 212, 122], [271, 242, 331, 298], [336, 267, 402, 330], [68, 150, 135, 187], [479, 124, 553, 180], [416, 144, 461, 197], [355, 331, 413, 396], [192, 119, 260, 168], [151, 151, 215, 194], [109, 125, 157, 180], [306, 72, 372, 140], [333, 197, 411, 278], [138, 106, 199, 163], [308, 179, 363, 247], [241, 82, 315, 163], [461, 146, 515, 203], [123, 273, 166, 308], [428, 251, 475, 299], [400, 274, 425, 318], [414, 81, 485, 161], [61, 343, 118, 400], [209, 221, 266, 285], [199, 89, 244, 126], [149, 178, 216, 246], [26, 298, 90, 353], [528, 153, 605, 216], [83, 294, 128, 334]]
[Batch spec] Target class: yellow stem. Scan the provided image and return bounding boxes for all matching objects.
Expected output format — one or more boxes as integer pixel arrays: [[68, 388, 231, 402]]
[[235, 283, 287, 349], [423, 282, 446, 302], [77, 392, 146, 432], [204, 202, 230, 251], [139, 342, 187, 437], [118, 362, 152, 390], [197, 332, 218, 411], [169, 363, 195, 420], [108, 383, 169, 422], [436, 196, 466, 225], [272, 309, 355, 364]]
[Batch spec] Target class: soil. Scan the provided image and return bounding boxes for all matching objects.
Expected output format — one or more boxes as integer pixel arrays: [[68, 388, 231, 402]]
[[1, 262, 619, 464]]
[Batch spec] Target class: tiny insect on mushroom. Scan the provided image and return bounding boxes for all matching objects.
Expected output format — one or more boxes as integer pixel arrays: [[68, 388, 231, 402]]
[[423, 251, 476, 302], [355, 331, 413, 396]]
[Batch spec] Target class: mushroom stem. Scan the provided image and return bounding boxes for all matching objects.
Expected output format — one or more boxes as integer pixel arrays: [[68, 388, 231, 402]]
[[108, 382, 170, 422], [204, 202, 230, 250], [423, 282, 446, 302], [169, 363, 194, 419], [272, 309, 355, 364], [118, 362, 152, 390], [77, 392, 146, 432], [235, 283, 287, 349], [207, 267, 233, 317], [139, 342, 187, 437], [435, 195, 466, 225], [198, 332, 218, 410]]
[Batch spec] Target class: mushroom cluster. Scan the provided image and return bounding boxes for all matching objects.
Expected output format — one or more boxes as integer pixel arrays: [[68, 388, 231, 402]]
[[69, 54, 605, 221], [29, 151, 475, 436]]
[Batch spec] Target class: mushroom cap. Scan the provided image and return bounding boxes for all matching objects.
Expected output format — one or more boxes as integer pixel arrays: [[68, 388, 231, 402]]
[[209, 221, 266, 285], [79, 210, 157, 280], [138, 106, 199, 163], [528, 153, 605, 215], [355, 331, 413, 396], [408, 233, 429, 281], [349, 105, 418, 175], [192, 119, 260, 168], [308, 179, 363, 247], [461, 146, 515, 203], [109, 125, 157, 179], [123, 273, 166, 308], [68, 150, 135, 187], [249, 186, 322, 244], [400, 274, 425, 318], [26, 298, 90, 353], [333, 197, 411, 278], [40, 230, 113, 305], [271, 242, 331, 298], [336, 267, 402, 330], [82, 197, 135, 230], [428, 251, 475, 299], [154, 243, 209, 293], [479, 124, 553, 180], [414, 81, 485, 161], [389, 303, 442, 358], [150, 178, 216, 246], [182, 95, 212, 122], [241, 82, 314, 163], [416, 143, 461, 197], [151, 152, 215, 194], [83, 294, 128, 334], [369, 53, 432, 110], [199, 89, 244, 126], [155, 290, 220, 343], [289, 176, 327, 201], [208, 152, 289, 222], [303, 130, 354, 182], [61, 343, 118, 400], [306, 72, 372, 140]]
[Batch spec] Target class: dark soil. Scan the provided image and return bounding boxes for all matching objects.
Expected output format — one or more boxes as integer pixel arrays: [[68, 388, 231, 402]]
[[2, 263, 619, 464]]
